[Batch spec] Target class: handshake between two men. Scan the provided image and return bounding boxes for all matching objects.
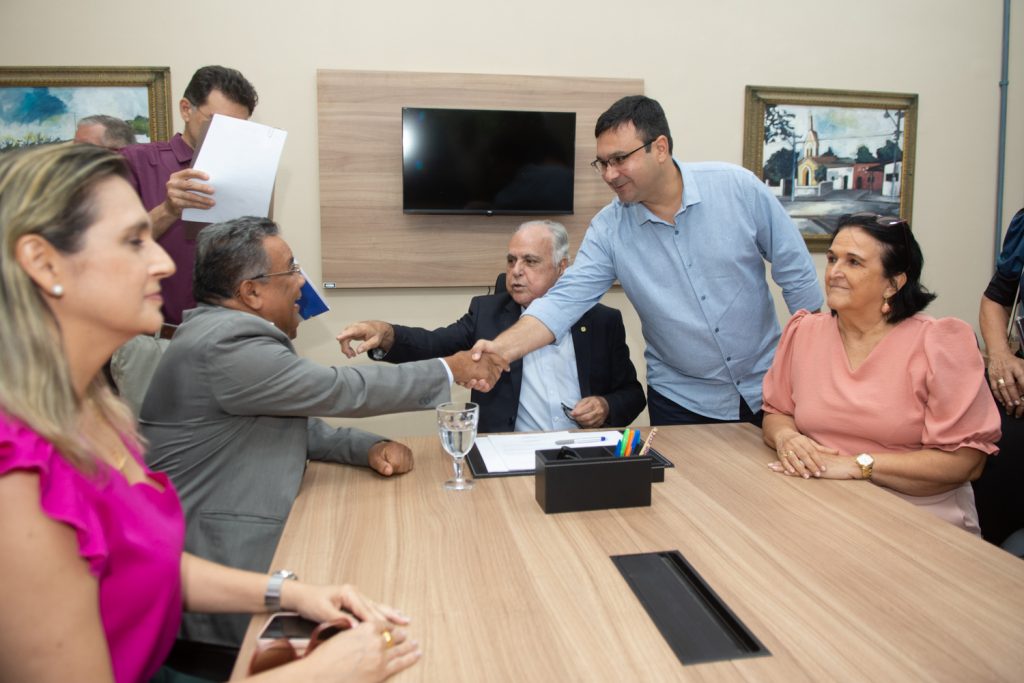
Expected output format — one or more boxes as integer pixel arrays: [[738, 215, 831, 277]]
[[335, 220, 648, 432], [339, 320, 511, 393], [337, 305, 644, 432]]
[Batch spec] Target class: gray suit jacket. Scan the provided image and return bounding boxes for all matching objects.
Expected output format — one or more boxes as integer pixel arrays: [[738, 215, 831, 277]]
[[140, 304, 450, 646]]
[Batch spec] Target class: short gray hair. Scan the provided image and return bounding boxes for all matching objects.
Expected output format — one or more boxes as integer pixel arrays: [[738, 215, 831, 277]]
[[516, 220, 569, 264], [193, 216, 279, 303], [77, 115, 136, 149]]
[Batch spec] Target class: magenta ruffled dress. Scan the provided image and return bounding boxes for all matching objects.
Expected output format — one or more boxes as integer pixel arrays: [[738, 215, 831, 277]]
[[0, 414, 185, 683]]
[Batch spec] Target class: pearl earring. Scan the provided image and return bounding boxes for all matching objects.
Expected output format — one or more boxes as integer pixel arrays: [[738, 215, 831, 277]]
[[51, 284, 64, 298], [881, 296, 891, 315]]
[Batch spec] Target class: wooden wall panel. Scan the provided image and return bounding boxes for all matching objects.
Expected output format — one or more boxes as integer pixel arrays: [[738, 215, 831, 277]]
[[317, 70, 643, 287]]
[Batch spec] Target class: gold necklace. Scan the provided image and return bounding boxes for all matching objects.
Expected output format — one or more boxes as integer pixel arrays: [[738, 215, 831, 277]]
[[109, 447, 129, 472], [83, 398, 130, 472], [100, 423, 131, 473]]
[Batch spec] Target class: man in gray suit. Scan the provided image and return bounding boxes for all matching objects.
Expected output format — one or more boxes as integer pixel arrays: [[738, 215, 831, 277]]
[[140, 216, 501, 647]]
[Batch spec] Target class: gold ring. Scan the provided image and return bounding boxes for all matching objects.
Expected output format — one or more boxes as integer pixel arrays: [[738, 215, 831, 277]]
[[788, 451, 797, 459], [381, 629, 394, 649], [997, 377, 1007, 386]]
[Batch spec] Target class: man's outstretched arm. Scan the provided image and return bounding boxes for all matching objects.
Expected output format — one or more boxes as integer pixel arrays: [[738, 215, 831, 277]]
[[470, 315, 555, 365]]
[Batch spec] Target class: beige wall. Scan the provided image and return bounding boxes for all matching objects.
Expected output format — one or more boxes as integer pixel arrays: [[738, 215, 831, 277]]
[[3, 0, 1022, 437]]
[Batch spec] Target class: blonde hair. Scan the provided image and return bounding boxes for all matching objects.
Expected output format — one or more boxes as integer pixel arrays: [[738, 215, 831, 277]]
[[0, 144, 140, 471]]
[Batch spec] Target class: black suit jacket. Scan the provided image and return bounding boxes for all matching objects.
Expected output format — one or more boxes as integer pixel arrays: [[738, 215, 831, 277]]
[[379, 285, 646, 433]]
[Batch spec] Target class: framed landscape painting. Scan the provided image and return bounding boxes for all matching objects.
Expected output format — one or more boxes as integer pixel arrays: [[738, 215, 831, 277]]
[[742, 85, 918, 252], [0, 66, 172, 150]]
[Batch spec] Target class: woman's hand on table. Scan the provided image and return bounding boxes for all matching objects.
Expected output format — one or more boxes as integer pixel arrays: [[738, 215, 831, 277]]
[[298, 619, 421, 683], [285, 582, 411, 629], [768, 450, 860, 480], [771, 430, 839, 478]]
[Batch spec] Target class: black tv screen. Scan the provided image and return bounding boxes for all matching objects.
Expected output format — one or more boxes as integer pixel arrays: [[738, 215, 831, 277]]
[[402, 107, 576, 215]]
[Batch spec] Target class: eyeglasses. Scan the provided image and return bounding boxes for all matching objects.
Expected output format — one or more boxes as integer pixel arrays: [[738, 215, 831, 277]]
[[250, 262, 303, 280], [187, 100, 214, 120], [838, 212, 912, 256], [838, 212, 909, 230], [590, 140, 654, 174], [561, 402, 580, 426]]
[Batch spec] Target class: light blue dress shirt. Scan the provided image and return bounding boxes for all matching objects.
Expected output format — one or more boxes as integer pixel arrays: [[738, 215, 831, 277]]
[[515, 320, 582, 432], [525, 160, 823, 420]]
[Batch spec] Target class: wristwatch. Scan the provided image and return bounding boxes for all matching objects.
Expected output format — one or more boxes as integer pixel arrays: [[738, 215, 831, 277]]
[[855, 453, 874, 480], [265, 569, 299, 611]]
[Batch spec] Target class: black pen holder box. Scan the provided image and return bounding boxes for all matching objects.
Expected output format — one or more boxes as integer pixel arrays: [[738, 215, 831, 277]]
[[534, 445, 652, 514]]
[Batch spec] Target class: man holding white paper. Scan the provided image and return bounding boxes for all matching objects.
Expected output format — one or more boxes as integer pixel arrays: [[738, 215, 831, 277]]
[[120, 65, 259, 325], [181, 115, 286, 225]]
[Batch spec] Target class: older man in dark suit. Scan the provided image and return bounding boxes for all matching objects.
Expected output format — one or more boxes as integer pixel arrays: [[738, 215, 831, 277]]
[[338, 221, 646, 433]]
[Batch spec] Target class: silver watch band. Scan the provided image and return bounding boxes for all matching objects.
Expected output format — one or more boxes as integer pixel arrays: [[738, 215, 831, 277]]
[[264, 569, 298, 611]]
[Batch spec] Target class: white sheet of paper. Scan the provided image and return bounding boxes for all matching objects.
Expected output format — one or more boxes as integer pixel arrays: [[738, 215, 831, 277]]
[[182, 115, 287, 223], [475, 430, 623, 473]]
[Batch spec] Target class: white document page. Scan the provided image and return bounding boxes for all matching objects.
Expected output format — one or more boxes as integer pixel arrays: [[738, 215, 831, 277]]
[[475, 430, 623, 473], [182, 114, 287, 223]]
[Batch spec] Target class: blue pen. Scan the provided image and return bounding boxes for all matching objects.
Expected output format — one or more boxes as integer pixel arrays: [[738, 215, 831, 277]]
[[631, 430, 642, 456]]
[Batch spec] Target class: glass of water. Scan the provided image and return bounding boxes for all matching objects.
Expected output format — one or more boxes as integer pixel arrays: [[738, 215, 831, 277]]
[[436, 401, 479, 490]]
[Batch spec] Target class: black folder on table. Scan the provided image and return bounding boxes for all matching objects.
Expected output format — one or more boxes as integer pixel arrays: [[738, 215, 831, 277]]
[[612, 550, 770, 665]]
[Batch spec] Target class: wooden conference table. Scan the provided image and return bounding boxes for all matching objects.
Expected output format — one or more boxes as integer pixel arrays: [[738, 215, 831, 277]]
[[232, 424, 1024, 681]]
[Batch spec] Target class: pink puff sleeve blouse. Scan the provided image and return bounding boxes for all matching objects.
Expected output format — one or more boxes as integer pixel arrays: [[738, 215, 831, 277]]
[[0, 414, 185, 683], [762, 311, 1000, 533]]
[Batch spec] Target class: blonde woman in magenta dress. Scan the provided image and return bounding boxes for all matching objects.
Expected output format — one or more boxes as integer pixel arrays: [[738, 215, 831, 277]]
[[0, 144, 420, 683]]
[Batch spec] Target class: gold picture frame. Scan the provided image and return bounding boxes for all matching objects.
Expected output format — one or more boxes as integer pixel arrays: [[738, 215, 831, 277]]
[[0, 66, 173, 148], [743, 85, 918, 252]]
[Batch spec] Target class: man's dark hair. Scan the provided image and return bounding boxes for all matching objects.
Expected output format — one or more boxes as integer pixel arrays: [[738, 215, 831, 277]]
[[77, 115, 136, 148], [183, 65, 259, 115], [193, 216, 279, 303], [595, 95, 673, 154]]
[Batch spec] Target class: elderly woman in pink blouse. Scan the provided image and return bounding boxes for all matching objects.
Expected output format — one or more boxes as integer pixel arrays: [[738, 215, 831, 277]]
[[761, 213, 1000, 533]]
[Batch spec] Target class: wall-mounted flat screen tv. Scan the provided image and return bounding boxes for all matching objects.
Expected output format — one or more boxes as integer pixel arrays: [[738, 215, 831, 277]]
[[402, 107, 576, 215]]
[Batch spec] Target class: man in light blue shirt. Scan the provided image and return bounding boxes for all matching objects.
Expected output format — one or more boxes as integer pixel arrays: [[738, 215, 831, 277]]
[[472, 95, 822, 425]]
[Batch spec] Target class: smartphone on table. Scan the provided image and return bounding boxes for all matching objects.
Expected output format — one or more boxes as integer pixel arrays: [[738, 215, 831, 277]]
[[257, 612, 352, 655]]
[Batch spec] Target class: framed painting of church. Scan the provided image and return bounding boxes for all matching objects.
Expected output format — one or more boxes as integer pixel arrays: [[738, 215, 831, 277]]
[[0, 66, 172, 151], [742, 85, 918, 252]]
